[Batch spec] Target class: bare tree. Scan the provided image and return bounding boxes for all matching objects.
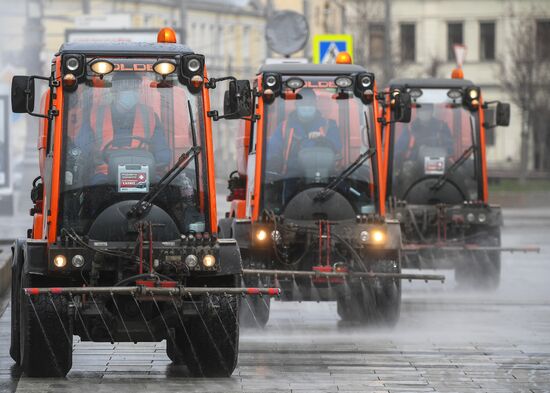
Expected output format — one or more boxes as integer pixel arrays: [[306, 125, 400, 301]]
[[500, 6, 550, 182]]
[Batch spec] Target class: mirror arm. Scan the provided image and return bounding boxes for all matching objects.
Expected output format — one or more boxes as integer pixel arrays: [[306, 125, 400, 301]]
[[205, 75, 237, 89]]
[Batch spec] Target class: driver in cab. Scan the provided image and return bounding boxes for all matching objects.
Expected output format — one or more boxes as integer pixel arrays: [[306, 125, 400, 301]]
[[266, 88, 341, 175], [76, 71, 170, 184]]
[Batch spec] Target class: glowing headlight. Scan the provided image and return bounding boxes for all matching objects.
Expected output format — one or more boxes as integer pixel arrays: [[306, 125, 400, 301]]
[[202, 254, 216, 268], [153, 59, 176, 76], [53, 255, 67, 268], [478, 213, 487, 223], [335, 76, 353, 88], [71, 254, 85, 268], [66, 57, 80, 71], [468, 89, 479, 99], [371, 230, 385, 244], [90, 59, 114, 76], [360, 230, 369, 242], [265, 75, 277, 87], [185, 255, 198, 268], [256, 229, 268, 241], [271, 230, 282, 243], [187, 58, 201, 73], [466, 213, 476, 222]]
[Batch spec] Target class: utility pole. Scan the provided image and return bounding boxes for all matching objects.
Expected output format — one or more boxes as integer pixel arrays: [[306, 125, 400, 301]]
[[383, 0, 394, 83]]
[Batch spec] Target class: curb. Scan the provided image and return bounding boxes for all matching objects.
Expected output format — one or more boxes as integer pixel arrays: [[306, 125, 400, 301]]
[[0, 246, 11, 296]]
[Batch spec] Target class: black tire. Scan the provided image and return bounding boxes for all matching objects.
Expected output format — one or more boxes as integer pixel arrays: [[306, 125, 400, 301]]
[[337, 291, 366, 322], [175, 293, 239, 377], [369, 280, 401, 327], [240, 295, 271, 328], [19, 273, 73, 377], [455, 249, 501, 290], [166, 336, 184, 364], [10, 241, 24, 364]]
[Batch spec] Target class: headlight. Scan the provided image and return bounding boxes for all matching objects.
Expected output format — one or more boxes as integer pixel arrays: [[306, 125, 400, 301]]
[[256, 229, 267, 241], [66, 57, 80, 71], [187, 58, 201, 73], [466, 213, 476, 222], [71, 254, 85, 268], [271, 230, 282, 243], [360, 75, 372, 88], [202, 254, 216, 268], [285, 77, 304, 90], [371, 230, 386, 244], [335, 76, 353, 88], [265, 75, 277, 87], [90, 59, 114, 76], [468, 89, 478, 99], [478, 213, 487, 223], [53, 255, 67, 268], [191, 75, 204, 88], [185, 254, 198, 268], [153, 59, 176, 76], [360, 230, 369, 242]]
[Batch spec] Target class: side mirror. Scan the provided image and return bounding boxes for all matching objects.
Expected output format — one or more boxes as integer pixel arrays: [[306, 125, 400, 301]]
[[393, 91, 412, 123], [11, 75, 34, 113], [495, 102, 510, 126], [223, 80, 253, 120]]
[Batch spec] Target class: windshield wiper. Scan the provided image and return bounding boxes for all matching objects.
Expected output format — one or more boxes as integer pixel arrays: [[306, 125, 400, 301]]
[[127, 101, 201, 219], [314, 147, 376, 202], [430, 144, 475, 191]]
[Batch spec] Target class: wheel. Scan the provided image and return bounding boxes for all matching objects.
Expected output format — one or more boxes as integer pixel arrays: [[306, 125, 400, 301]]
[[174, 292, 239, 377], [240, 295, 271, 328], [19, 273, 73, 377], [337, 291, 365, 322], [370, 279, 401, 327], [10, 241, 24, 365], [455, 249, 501, 290], [166, 336, 184, 364]]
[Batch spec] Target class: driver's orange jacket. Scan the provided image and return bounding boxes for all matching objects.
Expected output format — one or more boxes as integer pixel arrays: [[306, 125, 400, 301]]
[[90, 105, 156, 175]]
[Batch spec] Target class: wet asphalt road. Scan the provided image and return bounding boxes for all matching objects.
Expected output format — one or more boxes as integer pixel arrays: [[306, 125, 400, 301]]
[[0, 209, 549, 393]]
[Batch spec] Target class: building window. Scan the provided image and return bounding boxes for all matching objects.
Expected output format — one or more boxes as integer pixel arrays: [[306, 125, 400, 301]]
[[400, 23, 416, 63], [536, 20, 550, 60], [480, 21, 496, 61], [369, 23, 385, 62], [447, 22, 463, 61]]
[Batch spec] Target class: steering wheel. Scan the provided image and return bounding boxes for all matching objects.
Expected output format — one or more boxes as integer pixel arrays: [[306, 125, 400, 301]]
[[102, 136, 152, 163], [401, 175, 466, 203]]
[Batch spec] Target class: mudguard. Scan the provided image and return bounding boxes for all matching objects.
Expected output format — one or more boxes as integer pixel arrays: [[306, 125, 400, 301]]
[[22, 240, 48, 275], [217, 238, 243, 275]]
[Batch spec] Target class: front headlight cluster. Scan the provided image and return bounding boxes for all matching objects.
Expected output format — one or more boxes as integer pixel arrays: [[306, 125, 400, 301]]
[[466, 212, 487, 223], [185, 253, 217, 269], [359, 229, 386, 245]]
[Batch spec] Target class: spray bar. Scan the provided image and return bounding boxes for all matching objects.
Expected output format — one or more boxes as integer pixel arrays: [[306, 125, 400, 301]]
[[402, 244, 540, 253], [24, 286, 281, 296], [242, 268, 445, 282]]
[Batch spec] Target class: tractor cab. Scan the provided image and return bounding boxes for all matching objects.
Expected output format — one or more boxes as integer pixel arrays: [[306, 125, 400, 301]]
[[383, 77, 515, 288], [9, 29, 278, 378], [218, 61, 444, 328]]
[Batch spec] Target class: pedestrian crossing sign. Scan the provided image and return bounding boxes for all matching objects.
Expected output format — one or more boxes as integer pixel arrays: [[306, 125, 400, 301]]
[[313, 34, 354, 64]]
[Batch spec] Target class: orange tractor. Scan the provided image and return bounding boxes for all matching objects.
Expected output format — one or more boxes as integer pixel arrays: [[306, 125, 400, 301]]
[[382, 75, 538, 289], [218, 59, 444, 328], [9, 28, 278, 377]]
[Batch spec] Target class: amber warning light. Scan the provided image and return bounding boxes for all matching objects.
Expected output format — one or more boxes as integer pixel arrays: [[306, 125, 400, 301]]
[[157, 27, 177, 44], [335, 51, 352, 64]]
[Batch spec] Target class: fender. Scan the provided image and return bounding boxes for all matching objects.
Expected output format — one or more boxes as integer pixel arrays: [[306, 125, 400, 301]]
[[216, 239, 243, 275], [22, 240, 48, 276], [231, 219, 252, 250]]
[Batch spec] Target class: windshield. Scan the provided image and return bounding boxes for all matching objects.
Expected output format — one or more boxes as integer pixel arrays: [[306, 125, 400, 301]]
[[261, 76, 376, 216], [391, 88, 480, 204], [60, 58, 207, 236]]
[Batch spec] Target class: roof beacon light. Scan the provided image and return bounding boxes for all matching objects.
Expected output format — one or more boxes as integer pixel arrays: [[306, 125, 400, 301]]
[[157, 27, 177, 44], [451, 67, 464, 79], [336, 51, 352, 64]]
